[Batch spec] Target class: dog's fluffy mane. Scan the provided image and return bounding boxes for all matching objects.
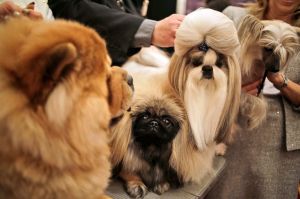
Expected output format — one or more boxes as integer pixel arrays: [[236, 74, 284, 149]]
[[168, 9, 241, 183], [0, 16, 132, 199]]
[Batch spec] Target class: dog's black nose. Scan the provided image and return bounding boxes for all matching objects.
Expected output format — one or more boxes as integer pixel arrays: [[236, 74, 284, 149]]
[[127, 75, 133, 86], [202, 65, 213, 79], [149, 120, 159, 128], [127, 75, 134, 91]]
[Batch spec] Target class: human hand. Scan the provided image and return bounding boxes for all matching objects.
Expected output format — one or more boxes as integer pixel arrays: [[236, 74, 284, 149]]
[[152, 14, 185, 47], [0, 1, 42, 21], [267, 71, 284, 85], [242, 79, 262, 96]]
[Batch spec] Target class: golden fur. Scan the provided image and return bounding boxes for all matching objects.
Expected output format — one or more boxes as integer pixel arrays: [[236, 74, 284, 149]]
[[110, 72, 184, 167], [110, 71, 184, 197], [237, 15, 300, 130], [0, 17, 132, 199]]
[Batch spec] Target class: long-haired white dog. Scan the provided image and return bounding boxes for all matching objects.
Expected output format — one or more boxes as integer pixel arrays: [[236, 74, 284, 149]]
[[238, 15, 300, 130], [168, 9, 241, 184]]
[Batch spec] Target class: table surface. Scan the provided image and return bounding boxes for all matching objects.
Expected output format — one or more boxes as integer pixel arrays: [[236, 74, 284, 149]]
[[106, 156, 226, 199]]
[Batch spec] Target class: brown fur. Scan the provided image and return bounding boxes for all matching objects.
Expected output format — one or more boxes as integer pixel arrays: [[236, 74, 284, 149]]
[[0, 17, 132, 199]]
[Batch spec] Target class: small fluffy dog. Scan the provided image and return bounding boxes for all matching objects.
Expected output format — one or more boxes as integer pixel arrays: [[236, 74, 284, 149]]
[[237, 15, 300, 129], [110, 72, 184, 198], [0, 17, 132, 199], [168, 9, 241, 183]]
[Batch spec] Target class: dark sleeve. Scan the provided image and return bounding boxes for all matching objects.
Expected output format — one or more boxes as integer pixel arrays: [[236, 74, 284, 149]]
[[48, 0, 144, 66]]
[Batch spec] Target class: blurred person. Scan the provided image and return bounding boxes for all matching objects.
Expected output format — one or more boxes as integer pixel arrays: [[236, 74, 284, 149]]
[[48, 0, 185, 66], [206, 0, 300, 199], [0, 0, 43, 20], [206, 0, 231, 12]]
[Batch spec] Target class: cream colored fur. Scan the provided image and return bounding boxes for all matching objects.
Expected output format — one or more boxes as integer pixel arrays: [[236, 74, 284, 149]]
[[168, 9, 241, 183], [238, 15, 300, 130]]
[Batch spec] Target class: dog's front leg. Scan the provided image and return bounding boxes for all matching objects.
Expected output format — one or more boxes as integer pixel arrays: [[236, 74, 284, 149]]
[[98, 195, 112, 199], [119, 170, 148, 199]]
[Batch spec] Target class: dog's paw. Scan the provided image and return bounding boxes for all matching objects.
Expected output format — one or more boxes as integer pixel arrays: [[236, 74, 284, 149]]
[[215, 143, 227, 156], [126, 181, 148, 199], [98, 195, 112, 199], [153, 182, 170, 195]]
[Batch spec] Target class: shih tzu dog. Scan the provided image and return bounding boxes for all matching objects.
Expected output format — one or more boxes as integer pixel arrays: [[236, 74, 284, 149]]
[[110, 72, 184, 198], [237, 14, 300, 129], [168, 8, 241, 183]]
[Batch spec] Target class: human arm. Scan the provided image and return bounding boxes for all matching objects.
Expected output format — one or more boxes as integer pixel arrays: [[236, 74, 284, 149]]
[[134, 13, 185, 47], [48, 0, 144, 65], [267, 72, 300, 107]]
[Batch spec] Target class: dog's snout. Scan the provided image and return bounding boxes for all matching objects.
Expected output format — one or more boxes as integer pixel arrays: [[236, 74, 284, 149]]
[[127, 75, 133, 86], [126, 75, 134, 91], [265, 54, 280, 72], [202, 65, 213, 79], [149, 120, 159, 128]]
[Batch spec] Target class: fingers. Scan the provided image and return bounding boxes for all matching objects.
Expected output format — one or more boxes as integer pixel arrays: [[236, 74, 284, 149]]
[[267, 71, 283, 84], [242, 79, 261, 96], [247, 88, 259, 96], [26, 2, 35, 10], [152, 14, 185, 47], [171, 14, 185, 22], [22, 8, 43, 19], [0, 1, 43, 21], [0, 1, 22, 17]]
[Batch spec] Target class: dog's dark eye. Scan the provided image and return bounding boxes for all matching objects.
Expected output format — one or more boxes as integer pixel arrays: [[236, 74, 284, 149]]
[[216, 54, 226, 68], [191, 57, 203, 67], [162, 118, 174, 128], [142, 113, 150, 120], [163, 118, 170, 125], [264, 47, 273, 52], [216, 59, 224, 68]]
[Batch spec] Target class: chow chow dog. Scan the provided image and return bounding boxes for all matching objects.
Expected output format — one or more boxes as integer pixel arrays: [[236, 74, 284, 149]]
[[0, 16, 133, 199]]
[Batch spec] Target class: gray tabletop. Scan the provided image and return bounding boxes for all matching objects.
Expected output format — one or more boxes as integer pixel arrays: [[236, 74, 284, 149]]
[[106, 156, 226, 199]]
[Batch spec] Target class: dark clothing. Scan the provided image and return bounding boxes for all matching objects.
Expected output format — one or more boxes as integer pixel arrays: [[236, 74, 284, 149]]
[[206, 0, 230, 12], [147, 0, 176, 20], [48, 0, 145, 66]]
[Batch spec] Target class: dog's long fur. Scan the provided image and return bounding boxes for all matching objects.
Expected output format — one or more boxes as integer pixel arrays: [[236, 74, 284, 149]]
[[0, 17, 132, 199], [168, 9, 241, 183], [110, 71, 185, 198], [238, 15, 300, 130]]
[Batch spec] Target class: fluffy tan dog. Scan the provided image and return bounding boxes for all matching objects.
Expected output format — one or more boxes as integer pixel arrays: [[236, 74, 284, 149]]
[[0, 16, 132, 199]]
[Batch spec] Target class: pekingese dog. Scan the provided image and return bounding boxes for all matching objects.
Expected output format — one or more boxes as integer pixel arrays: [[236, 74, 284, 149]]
[[168, 9, 241, 183], [237, 14, 300, 130], [0, 16, 133, 199], [110, 72, 184, 198]]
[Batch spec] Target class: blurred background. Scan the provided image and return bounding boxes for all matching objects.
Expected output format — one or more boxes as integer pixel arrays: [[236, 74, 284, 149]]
[[147, 0, 254, 20]]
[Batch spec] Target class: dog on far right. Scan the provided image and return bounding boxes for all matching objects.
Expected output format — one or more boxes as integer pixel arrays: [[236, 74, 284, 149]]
[[237, 14, 300, 130]]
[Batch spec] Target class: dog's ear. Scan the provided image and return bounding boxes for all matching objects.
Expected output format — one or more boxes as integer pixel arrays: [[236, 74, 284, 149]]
[[43, 42, 78, 82], [293, 26, 300, 41], [108, 66, 133, 118], [238, 14, 264, 43], [23, 42, 78, 104]]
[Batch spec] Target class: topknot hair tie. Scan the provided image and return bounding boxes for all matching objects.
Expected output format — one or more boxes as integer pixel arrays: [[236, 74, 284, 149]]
[[198, 42, 209, 52]]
